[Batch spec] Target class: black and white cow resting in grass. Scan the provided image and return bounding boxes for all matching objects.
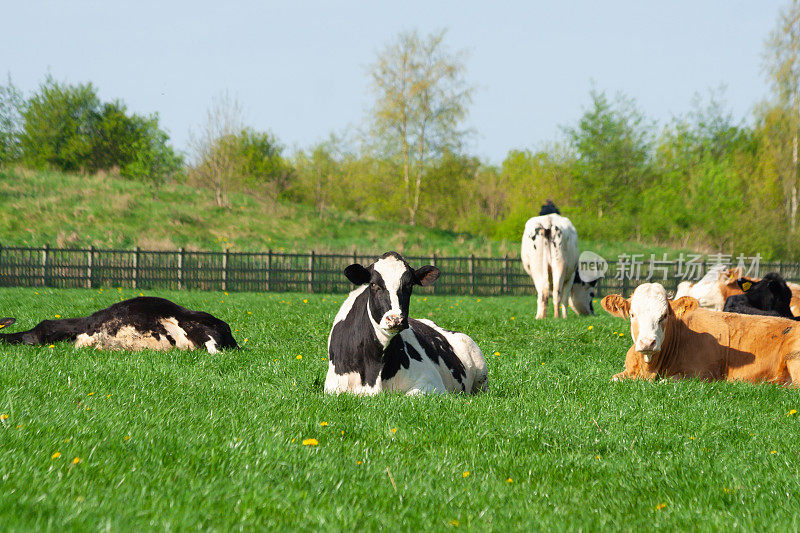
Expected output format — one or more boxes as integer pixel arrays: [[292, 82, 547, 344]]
[[325, 252, 488, 395], [0, 297, 238, 352]]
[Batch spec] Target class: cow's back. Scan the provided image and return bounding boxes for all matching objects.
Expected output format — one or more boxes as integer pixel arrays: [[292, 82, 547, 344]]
[[677, 309, 800, 383]]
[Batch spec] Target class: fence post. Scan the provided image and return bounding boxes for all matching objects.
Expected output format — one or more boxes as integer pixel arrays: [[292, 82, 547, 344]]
[[86, 247, 92, 289], [41, 244, 49, 287], [308, 251, 315, 293], [469, 254, 475, 295], [222, 248, 229, 292], [133, 246, 140, 289], [177, 248, 184, 290], [431, 253, 437, 295], [503, 254, 509, 295], [267, 249, 272, 292]]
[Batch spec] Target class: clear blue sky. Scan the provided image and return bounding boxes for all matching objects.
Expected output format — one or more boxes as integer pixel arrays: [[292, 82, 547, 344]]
[[2, 0, 787, 163]]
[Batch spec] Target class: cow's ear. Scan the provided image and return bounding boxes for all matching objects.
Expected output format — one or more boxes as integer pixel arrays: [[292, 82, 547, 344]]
[[0, 317, 15, 329], [670, 296, 699, 318], [737, 278, 753, 292], [414, 265, 440, 286], [344, 264, 371, 285], [601, 294, 630, 318]]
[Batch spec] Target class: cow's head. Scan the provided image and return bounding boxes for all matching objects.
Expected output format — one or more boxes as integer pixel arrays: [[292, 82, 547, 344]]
[[737, 272, 793, 317], [569, 270, 599, 315], [601, 283, 698, 362], [344, 252, 440, 342]]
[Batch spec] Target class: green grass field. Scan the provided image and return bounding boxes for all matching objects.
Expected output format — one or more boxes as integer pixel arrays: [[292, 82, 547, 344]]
[[1, 287, 799, 530]]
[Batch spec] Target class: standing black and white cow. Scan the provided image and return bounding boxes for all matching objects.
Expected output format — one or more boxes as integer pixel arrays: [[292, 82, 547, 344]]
[[0, 296, 238, 352], [326, 252, 488, 395]]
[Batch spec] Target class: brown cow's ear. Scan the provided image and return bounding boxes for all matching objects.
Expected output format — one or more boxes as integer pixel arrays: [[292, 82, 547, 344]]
[[670, 296, 699, 318], [601, 294, 630, 319]]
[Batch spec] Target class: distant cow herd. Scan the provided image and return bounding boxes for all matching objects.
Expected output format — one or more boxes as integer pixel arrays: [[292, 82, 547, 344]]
[[3, 200, 800, 392]]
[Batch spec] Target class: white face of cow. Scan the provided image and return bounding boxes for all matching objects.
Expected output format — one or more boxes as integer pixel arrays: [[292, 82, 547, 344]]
[[569, 272, 598, 315], [344, 252, 440, 345], [601, 283, 698, 363], [627, 284, 670, 359]]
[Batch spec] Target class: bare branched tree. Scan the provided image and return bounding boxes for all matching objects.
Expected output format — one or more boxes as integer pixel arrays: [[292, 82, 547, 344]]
[[764, 0, 800, 233], [369, 29, 473, 225], [189, 92, 244, 207]]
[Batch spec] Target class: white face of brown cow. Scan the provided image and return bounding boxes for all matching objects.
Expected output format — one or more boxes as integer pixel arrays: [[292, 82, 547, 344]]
[[601, 283, 698, 362]]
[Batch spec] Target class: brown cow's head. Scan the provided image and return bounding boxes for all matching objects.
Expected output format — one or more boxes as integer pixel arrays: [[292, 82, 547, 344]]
[[602, 283, 698, 362]]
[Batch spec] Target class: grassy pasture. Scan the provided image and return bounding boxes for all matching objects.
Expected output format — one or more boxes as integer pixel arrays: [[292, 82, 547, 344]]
[[0, 287, 799, 530]]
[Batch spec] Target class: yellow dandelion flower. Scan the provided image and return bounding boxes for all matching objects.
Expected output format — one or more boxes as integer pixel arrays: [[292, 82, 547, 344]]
[[423, 297, 428, 301], [225, 292, 229, 296], [139, 293, 144, 296], [54, 314, 61, 318], [296, 355, 302, 360], [87, 392, 94, 396], [0, 414, 8, 421], [493, 351, 500, 356], [613, 331, 618, 335], [48, 345, 55, 349], [723, 487, 731, 493], [588, 325, 593, 330], [596, 455, 601, 460], [771, 450, 777, 454], [655, 503, 666, 511], [390, 428, 397, 434], [510, 316, 515, 320], [788, 409, 797, 416], [302, 438, 318, 446], [341, 430, 344, 435], [106, 394, 111, 399], [51, 452, 61, 459], [450, 520, 459, 526], [72, 457, 81, 464], [357, 460, 363, 465], [124, 435, 131, 441], [506, 478, 513, 483], [462, 471, 470, 478], [244, 338, 248, 343], [303, 299, 308, 303], [320, 421, 328, 426], [247, 311, 252, 314], [619, 333, 624, 337]]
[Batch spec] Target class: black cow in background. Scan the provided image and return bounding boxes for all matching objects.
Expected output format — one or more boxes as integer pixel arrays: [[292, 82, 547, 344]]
[[0, 297, 238, 352], [723, 273, 799, 320], [539, 199, 561, 216]]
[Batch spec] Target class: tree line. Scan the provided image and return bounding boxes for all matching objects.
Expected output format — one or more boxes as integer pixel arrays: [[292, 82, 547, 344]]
[[3, 2, 800, 259]]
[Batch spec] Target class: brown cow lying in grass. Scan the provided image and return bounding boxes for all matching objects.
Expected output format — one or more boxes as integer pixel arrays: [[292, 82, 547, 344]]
[[602, 283, 800, 384]]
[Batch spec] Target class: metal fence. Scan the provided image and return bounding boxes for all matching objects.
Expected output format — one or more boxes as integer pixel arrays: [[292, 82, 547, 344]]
[[1, 244, 799, 297]]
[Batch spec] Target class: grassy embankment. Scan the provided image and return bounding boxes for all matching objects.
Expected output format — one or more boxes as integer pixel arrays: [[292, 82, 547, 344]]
[[1, 168, 694, 260]]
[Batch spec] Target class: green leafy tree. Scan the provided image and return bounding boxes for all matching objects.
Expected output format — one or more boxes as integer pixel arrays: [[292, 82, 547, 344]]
[[563, 89, 653, 223], [121, 116, 183, 199], [369, 29, 473, 225], [20, 76, 100, 171]]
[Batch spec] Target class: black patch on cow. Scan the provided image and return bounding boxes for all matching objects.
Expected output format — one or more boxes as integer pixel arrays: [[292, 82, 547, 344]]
[[329, 289, 385, 387], [539, 199, 561, 216], [380, 334, 422, 382], [408, 319, 467, 384], [723, 273, 798, 320], [0, 297, 238, 350]]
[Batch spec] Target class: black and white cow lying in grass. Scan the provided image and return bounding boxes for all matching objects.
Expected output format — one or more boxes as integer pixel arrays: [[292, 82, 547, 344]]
[[325, 252, 488, 395], [0, 296, 238, 352]]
